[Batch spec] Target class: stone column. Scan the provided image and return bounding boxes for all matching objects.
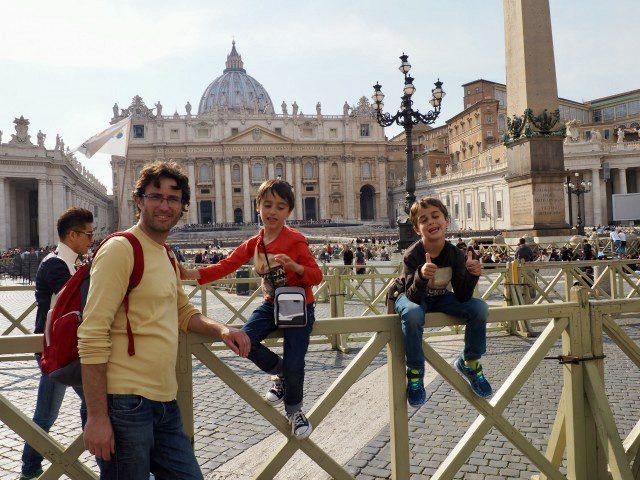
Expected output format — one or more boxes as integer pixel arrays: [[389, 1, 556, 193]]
[[344, 157, 355, 220], [618, 168, 628, 194], [66, 186, 73, 209], [51, 180, 66, 243], [38, 179, 50, 247], [267, 157, 275, 179], [285, 157, 293, 183], [294, 158, 303, 220], [503, 0, 567, 234], [187, 159, 198, 223], [318, 157, 328, 220], [591, 168, 602, 226], [377, 158, 388, 222], [224, 159, 233, 222], [0, 178, 6, 250], [242, 159, 251, 223], [214, 158, 223, 223]]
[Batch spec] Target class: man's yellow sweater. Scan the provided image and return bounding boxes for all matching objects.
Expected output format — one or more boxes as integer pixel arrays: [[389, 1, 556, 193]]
[[78, 225, 199, 402]]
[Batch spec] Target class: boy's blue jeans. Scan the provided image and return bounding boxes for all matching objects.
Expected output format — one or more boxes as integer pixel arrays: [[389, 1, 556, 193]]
[[394, 293, 488, 371], [96, 395, 202, 480], [242, 301, 315, 413]]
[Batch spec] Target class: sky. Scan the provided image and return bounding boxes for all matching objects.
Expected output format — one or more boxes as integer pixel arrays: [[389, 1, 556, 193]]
[[1, 0, 638, 194]]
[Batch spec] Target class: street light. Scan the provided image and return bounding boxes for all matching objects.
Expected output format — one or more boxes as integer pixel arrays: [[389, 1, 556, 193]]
[[563, 171, 592, 235], [372, 53, 445, 249]]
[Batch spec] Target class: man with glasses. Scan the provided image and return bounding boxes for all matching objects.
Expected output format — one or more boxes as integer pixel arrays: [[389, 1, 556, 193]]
[[19, 207, 94, 480], [78, 161, 250, 479]]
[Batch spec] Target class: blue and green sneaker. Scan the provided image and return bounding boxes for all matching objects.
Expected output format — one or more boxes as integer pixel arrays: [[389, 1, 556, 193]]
[[455, 357, 492, 398], [406, 367, 426, 407]]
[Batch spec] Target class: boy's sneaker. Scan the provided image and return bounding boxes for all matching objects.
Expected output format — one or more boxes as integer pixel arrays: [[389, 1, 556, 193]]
[[406, 367, 426, 407], [455, 357, 492, 398], [287, 410, 312, 439], [265, 375, 285, 405], [19, 469, 43, 480]]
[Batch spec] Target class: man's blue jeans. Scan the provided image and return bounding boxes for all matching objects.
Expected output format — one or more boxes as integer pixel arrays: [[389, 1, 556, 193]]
[[613, 239, 622, 255], [242, 301, 315, 413], [21, 357, 86, 476], [96, 395, 202, 480], [394, 293, 488, 370]]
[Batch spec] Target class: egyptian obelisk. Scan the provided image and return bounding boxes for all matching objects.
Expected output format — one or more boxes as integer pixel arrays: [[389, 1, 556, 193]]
[[503, 0, 569, 235]]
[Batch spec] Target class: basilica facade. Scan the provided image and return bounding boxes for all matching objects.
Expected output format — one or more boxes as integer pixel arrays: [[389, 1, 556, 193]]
[[112, 42, 399, 228]]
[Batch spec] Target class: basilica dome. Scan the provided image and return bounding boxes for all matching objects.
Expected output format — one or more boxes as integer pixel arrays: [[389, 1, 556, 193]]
[[198, 41, 275, 115]]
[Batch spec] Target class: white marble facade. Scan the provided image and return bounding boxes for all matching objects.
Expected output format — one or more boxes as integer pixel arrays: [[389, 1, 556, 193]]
[[0, 116, 113, 249]]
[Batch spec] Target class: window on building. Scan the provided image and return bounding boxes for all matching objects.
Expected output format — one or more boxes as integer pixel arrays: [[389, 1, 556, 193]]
[[486, 114, 493, 123], [362, 162, 371, 179], [628, 100, 640, 116], [466, 202, 472, 219], [615, 104, 628, 119], [170, 129, 179, 139], [454, 203, 460, 219], [199, 164, 211, 182], [133, 125, 144, 138], [305, 186, 314, 192], [275, 163, 284, 178], [303, 162, 314, 179], [592, 109, 602, 123], [360, 124, 370, 137], [232, 164, 241, 182], [201, 188, 210, 194], [480, 201, 486, 219], [467, 90, 471, 95], [329, 128, 338, 138], [604, 129, 610, 140], [496, 200, 503, 219], [498, 114, 506, 132], [486, 130, 493, 138], [602, 107, 614, 121], [303, 127, 313, 137], [231, 127, 239, 136], [252, 163, 264, 181], [275, 127, 282, 135], [475, 87, 480, 93], [233, 187, 241, 193], [197, 128, 209, 138], [585, 130, 592, 141]]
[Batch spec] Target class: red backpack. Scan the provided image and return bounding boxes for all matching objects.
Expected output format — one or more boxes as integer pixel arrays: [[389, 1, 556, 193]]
[[40, 231, 176, 386]]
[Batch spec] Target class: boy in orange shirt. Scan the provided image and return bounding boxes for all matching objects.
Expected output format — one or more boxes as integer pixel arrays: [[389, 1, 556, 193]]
[[181, 179, 322, 439]]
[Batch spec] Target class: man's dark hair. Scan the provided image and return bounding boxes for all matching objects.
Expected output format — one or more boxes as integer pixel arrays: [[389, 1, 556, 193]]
[[409, 197, 449, 228], [57, 207, 94, 239], [519, 238, 526, 245], [132, 160, 190, 218], [256, 178, 295, 211]]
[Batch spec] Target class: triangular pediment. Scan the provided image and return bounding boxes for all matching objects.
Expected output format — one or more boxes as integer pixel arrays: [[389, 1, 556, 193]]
[[223, 125, 291, 144]]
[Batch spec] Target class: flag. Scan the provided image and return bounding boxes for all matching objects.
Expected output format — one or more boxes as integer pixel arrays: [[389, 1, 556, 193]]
[[74, 116, 131, 158]]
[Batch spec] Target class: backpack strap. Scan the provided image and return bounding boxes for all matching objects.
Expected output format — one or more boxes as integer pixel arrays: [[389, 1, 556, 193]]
[[95, 232, 144, 357]]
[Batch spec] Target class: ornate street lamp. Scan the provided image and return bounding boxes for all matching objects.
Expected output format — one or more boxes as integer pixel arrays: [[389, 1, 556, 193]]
[[563, 171, 592, 236], [372, 53, 445, 249]]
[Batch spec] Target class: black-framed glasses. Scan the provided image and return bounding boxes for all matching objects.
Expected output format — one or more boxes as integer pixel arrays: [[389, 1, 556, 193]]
[[74, 230, 94, 239], [140, 193, 183, 207]]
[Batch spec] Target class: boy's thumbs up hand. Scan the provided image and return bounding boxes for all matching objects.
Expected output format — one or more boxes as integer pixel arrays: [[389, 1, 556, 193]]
[[420, 252, 437, 280], [465, 250, 482, 276]]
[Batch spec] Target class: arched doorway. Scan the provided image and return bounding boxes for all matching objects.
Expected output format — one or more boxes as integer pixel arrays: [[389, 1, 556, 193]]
[[304, 198, 317, 221], [234, 208, 244, 224], [360, 185, 375, 220]]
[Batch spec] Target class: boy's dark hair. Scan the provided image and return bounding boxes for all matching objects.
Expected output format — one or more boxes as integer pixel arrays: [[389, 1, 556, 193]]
[[132, 160, 190, 218], [409, 197, 449, 228], [256, 178, 295, 211], [57, 208, 94, 239], [519, 238, 526, 245]]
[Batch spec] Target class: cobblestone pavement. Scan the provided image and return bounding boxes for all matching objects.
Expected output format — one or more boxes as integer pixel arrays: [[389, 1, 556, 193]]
[[0, 280, 639, 479]]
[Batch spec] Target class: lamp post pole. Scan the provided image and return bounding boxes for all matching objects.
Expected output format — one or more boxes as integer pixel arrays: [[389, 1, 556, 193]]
[[563, 171, 592, 236], [372, 53, 445, 250]]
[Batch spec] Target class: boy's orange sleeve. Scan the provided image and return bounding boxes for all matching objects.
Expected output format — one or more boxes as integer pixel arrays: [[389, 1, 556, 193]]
[[197, 238, 255, 285]]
